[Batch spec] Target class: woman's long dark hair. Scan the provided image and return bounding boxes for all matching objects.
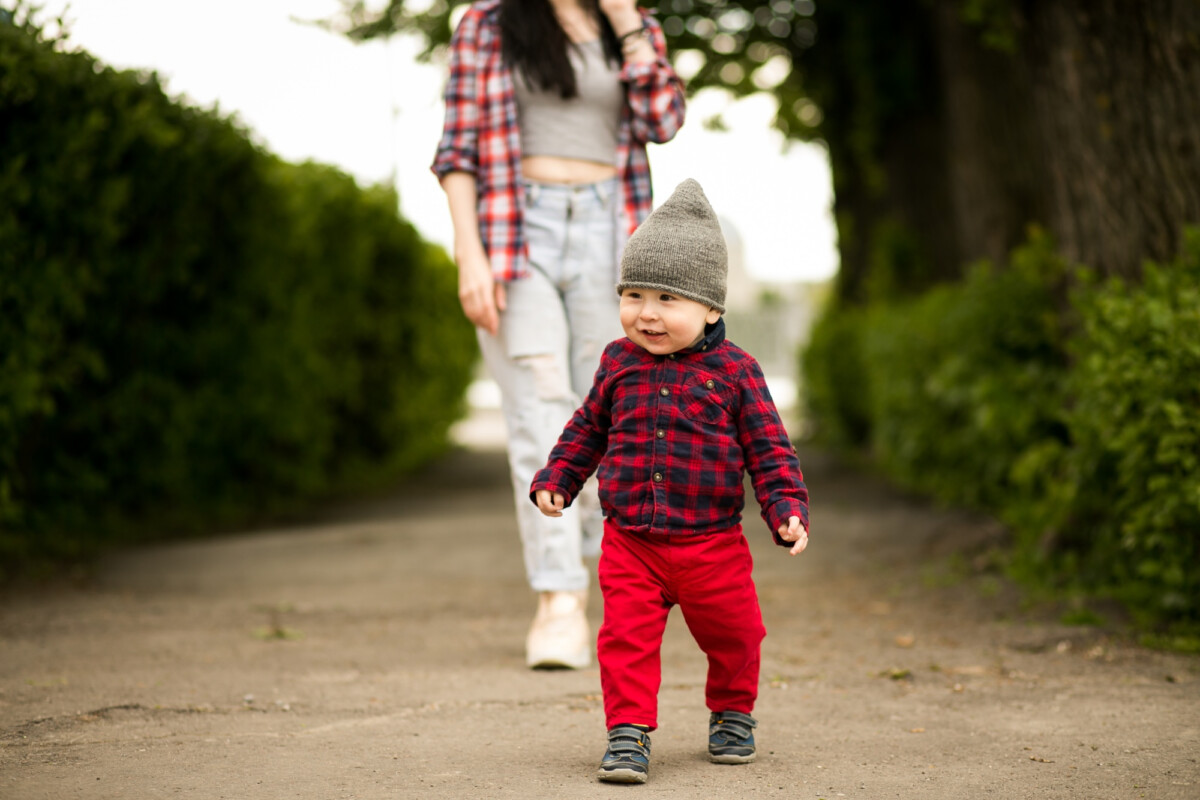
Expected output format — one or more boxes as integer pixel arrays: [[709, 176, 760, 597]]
[[499, 0, 622, 99]]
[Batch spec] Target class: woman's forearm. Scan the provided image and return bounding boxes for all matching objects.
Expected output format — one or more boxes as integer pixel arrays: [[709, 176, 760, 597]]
[[604, 1, 654, 65], [441, 171, 503, 334], [442, 171, 486, 262]]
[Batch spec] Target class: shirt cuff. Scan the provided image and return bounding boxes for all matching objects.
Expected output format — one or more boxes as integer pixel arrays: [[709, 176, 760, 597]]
[[620, 58, 676, 86], [431, 154, 477, 180], [766, 501, 808, 546], [529, 469, 577, 508]]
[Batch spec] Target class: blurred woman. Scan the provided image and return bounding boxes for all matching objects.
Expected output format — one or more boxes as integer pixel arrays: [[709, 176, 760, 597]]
[[432, 0, 685, 668]]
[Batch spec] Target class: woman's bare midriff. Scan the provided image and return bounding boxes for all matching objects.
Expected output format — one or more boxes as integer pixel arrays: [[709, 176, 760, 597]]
[[522, 155, 618, 185]]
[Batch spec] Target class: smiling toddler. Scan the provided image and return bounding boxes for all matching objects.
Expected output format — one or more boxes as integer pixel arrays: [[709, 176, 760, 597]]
[[530, 178, 810, 784]]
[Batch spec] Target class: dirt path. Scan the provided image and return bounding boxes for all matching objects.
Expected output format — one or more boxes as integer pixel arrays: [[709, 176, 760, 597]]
[[1, 434, 1197, 799]]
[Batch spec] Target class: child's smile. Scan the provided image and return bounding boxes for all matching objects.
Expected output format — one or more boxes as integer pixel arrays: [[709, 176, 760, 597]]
[[619, 289, 721, 355]]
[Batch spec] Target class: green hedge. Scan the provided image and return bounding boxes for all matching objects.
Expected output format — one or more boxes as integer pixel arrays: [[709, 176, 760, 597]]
[[0, 15, 476, 576], [802, 227, 1200, 629], [864, 232, 1069, 512], [1050, 235, 1200, 623], [800, 301, 871, 448]]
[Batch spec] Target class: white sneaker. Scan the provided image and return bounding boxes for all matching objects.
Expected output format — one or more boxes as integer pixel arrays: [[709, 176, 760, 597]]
[[526, 589, 591, 669]]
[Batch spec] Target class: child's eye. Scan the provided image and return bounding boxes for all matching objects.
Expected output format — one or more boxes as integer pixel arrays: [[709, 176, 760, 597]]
[[658, 293, 674, 302]]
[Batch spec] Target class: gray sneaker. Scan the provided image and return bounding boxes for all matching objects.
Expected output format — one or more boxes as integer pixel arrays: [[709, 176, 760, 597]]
[[708, 711, 757, 763], [597, 725, 651, 783]]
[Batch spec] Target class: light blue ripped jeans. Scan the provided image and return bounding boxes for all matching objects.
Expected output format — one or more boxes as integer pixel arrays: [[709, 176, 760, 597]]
[[478, 178, 626, 593]]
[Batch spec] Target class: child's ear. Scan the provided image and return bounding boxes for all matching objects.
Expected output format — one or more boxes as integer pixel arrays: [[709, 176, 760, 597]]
[[705, 307, 721, 324]]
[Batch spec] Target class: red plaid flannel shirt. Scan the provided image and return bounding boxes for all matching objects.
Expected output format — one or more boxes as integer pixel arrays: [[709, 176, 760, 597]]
[[431, 0, 687, 281], [530, 320, 809, 545]]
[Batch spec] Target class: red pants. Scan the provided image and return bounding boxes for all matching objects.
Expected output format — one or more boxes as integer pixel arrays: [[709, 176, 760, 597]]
[[597, 520, 766, 731]]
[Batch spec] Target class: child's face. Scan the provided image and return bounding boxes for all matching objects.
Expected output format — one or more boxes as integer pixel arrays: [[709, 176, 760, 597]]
[[619, 288, 721, 356]]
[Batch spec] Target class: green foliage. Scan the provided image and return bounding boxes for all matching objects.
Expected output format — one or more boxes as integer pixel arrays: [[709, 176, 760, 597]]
[[1140, 632, 1200, 655], [1049, 232, 1200, 622], [0, 16, 476, 577], [862, 218, 937, 302], [801, 301, 871, 448], [801, 227, 1200, 629], [1060, 607, 1105, 628], [956, 0, 1018, 52], [864, 230, 1069, 511]]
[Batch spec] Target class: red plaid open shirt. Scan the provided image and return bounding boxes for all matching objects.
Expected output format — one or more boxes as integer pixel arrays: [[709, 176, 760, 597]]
[[531, 320, 810, 546], [431, 0, 687, 281]]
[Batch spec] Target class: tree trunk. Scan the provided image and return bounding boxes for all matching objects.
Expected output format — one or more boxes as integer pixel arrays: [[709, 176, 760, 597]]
[[1020, 0, 1200, 277], [817, 1, 962, 304], [933, 2, 1049, 270], [840, 0, 1200, 292]]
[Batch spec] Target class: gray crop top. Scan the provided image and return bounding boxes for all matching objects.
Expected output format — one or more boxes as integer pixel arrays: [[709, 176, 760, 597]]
[[512, 39, 623, 167]]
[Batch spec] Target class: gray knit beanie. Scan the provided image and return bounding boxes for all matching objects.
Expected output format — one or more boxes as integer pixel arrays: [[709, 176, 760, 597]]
[[617, 178, 727, 313]]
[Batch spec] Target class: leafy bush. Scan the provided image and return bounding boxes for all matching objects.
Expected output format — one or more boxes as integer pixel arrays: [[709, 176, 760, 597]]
[[801, 225, 1200, 628], [1049, 232, 1200, 623], [801, 302, 872, 447], [0, 15, 476, 577], [863, 231, 1069, 511]]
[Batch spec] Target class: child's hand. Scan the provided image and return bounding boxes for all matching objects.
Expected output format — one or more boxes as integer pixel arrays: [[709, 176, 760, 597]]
[[535, 489, 566, 517], [777, 516, 809, 556]]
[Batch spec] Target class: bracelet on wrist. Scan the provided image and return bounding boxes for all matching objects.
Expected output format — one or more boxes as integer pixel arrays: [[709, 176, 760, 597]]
[[617, 22, 646, 41], [620, 27, 650, 55]]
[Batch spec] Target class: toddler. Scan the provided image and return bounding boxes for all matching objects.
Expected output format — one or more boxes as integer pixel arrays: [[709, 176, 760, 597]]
[[531, 178, 810, 784]]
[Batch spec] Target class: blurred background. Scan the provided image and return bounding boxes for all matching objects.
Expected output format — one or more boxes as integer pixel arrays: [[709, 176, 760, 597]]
[[36, 0, 839, 437], [3, 0, 1198, 641]]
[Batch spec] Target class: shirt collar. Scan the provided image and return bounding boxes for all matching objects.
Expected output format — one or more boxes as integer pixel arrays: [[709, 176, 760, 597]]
[[680, 317, 725, 356]]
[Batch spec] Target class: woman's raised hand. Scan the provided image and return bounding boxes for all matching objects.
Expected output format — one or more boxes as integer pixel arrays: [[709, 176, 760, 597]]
[[598, 0, 642, 36]]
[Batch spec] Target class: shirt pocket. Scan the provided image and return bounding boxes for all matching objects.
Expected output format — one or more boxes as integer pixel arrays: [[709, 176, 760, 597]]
[[681, 374, 735, 426]]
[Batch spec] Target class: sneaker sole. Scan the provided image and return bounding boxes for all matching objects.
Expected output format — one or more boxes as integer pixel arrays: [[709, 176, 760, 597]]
[[527, 652, 590, 670], [709, 752, 756, 764], [597, 767, 648, 783]]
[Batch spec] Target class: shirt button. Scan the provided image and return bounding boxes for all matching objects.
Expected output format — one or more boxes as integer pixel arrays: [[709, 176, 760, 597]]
[[659, 387, 669, 396], [656, 429, 665, 439], [653, 472, 663, 482], [705, 379, 715, 389]]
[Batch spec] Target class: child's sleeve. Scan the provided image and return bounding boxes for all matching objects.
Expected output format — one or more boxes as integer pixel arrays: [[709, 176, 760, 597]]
[[529, 349, 615, 508], [734, 358, 810, 546]]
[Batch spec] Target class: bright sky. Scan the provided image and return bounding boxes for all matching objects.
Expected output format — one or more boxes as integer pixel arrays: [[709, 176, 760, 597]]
[[45, 0, 838, 283]]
